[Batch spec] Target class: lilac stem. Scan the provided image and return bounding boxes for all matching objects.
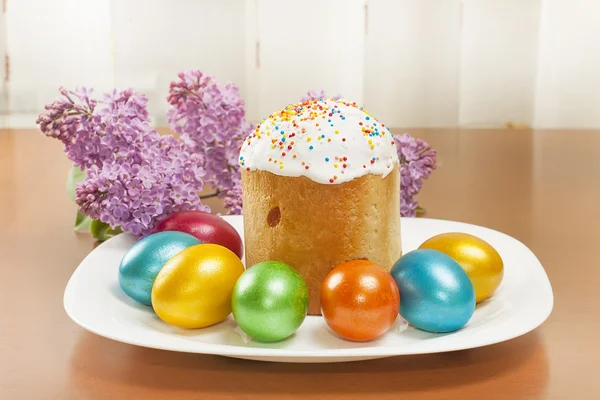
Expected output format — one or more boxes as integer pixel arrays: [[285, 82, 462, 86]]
[[200, 190, 221, 199]]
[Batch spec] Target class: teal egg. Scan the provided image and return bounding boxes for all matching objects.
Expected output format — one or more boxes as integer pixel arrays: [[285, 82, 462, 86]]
[[390, 249, 476, 333], [118, 231, 201, 305], [232, 261, 309, 342]]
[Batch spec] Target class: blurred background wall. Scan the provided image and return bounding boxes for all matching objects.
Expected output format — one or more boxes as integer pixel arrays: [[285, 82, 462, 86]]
[[0, 0, 599, 129]]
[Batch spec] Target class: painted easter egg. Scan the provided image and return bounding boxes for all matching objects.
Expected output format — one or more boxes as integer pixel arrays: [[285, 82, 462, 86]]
[[232, 261, 309, 342], [153, 211, 243, 258], [118, 231, 201, 306], [151, 244, 245, 329], [321, 260, 400, 342], [419, 232, 504, 303], [391, 249, 475, 333]]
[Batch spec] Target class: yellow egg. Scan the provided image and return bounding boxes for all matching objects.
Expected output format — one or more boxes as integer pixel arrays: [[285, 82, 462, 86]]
[[151, 244, 245, 329], [418, 233, 503, 303]]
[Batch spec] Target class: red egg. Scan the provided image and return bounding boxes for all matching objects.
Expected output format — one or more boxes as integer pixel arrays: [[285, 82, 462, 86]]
[[153, 211, 243, 258]]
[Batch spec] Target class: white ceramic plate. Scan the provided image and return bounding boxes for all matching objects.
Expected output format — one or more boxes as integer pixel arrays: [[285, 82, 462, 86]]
[[64, 216, 553, 363]]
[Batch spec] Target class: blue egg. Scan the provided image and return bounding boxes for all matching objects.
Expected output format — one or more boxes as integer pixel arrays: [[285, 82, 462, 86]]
[[390, 249, 476, 333], [118, 231, 201, 305]]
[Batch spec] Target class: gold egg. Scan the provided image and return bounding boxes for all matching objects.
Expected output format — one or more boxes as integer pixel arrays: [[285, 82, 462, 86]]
[[152, 244, 245, 329], [418, 232, 503, 303]]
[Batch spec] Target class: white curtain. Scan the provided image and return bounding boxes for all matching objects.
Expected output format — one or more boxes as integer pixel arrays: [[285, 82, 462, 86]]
[[2, 0, 600, 129]]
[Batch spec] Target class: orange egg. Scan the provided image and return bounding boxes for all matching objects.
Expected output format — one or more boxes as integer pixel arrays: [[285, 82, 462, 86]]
[[321, 260, 400, 342]]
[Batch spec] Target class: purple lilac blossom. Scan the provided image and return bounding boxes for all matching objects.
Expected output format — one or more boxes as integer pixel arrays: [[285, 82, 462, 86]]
[[166, 70, 250, 215], [37, 87, 208, 236], [300, 90, 342, 102], [38, 78, 438, 235], [37, 87, 152, 169], [223, 175, 243, 216], [394, 133, 437, 217]]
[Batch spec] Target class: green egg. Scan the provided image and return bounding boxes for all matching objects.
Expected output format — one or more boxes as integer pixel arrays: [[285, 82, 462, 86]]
[[232, 261, 309, 342]]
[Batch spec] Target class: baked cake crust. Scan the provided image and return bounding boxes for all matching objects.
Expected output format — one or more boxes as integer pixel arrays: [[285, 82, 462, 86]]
[[241, 167, 401, 315]]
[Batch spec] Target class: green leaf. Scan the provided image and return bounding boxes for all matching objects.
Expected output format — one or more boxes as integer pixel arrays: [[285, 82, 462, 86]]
[[416, 205, 427, 216], [90, 219, 123, 242], [74, 210, 92, 231], [66, 166, 86, 202]]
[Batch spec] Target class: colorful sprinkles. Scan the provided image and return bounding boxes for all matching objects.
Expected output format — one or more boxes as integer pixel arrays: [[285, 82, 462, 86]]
[[239, 98, 397, 183]]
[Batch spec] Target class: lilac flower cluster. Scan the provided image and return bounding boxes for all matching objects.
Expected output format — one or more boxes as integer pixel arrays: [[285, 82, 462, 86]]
[[300, 90, 342, 102], [39, 77, 438, 238], [394, 133, 437, 217], [37, 87, 207, 236], [37, 88, 153, 169], [223, 177, 243, 216], [167, 70, 250, 214]]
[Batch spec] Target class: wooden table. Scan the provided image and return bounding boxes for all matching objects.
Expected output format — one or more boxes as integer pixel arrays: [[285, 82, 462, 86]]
[[1, 128, 598, 400]]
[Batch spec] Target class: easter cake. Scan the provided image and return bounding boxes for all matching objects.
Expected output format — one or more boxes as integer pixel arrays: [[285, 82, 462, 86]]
[[239, 99, 401, 315]]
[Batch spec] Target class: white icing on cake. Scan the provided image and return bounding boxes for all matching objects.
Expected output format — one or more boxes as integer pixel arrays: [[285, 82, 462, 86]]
[[239, 99, 399, 184]]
